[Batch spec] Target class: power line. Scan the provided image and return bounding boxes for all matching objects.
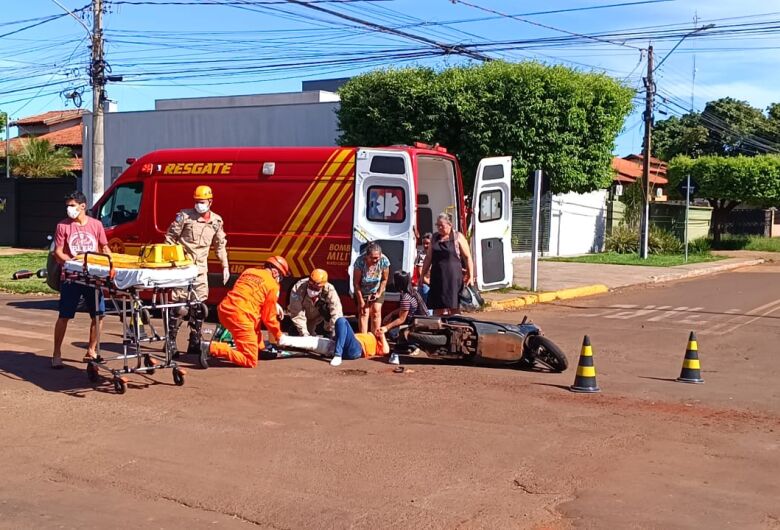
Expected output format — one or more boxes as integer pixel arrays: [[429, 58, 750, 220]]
[[450, 0, 643, 50], [278, 0, 493, 60]]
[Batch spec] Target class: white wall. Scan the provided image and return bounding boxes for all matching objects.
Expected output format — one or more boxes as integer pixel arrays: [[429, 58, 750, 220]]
[[547, 190, 607, 256], [82, 101, 340, 204]]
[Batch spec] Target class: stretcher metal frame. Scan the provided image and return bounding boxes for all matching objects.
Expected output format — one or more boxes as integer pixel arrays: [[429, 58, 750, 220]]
[[63, 252, 199, 394]]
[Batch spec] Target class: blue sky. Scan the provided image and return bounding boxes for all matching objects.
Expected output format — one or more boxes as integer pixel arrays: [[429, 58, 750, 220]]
[[2, 0, 779, 155]]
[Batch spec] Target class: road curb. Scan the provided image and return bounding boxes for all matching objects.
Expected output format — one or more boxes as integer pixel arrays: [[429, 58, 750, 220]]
[[647, 258, 765, 283], [483, 258, 766, 311], [485, 284, 609, 311]]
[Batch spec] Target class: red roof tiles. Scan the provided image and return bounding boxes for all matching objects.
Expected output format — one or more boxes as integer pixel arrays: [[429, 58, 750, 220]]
[[13, 109, 86, 126]]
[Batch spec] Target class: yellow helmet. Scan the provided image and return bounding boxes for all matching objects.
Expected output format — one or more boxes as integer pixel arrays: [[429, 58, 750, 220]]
[[193, 185, 213, 200], [309, 268, 328, 284]]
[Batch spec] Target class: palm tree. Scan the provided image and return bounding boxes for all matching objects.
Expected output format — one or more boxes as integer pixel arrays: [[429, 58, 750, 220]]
[[10, 137, 74, 178]]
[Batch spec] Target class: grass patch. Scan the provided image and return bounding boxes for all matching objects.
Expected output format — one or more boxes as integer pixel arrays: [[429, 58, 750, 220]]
[[546, 252, 724, 267], [710, 235, 780, 252], [0, 252, 53, 294]]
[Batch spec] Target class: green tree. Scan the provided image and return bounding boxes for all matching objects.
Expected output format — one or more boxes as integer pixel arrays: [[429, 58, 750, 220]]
[[337, 61, 634, 194], [653, 98, 779, 159], [9, 137, 74, 178], [667, 154, 780, 241]]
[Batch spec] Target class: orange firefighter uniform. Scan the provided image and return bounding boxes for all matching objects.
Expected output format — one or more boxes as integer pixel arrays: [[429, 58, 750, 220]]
[[209, 267, 282, 368]]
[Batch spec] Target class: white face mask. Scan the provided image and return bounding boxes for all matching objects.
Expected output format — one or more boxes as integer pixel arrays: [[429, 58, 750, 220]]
[[307, 288, 321, 299], [194, 202, 210, 214], [66, 205, 80, 219]]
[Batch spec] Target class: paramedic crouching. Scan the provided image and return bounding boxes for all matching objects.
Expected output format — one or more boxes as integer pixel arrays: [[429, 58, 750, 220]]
[[287, 268, 343, 337], [52, 191, 111, 369], [205, 256, 290, 368]]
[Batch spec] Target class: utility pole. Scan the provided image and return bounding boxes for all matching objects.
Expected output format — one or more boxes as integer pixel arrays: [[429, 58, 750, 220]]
[[90, 0, 105, 205], [3, 112, 9, 179], [639, 45, 654, 259]]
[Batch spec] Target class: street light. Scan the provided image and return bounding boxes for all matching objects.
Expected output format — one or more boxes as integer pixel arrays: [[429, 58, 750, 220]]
[[639, 23, 715, 259]]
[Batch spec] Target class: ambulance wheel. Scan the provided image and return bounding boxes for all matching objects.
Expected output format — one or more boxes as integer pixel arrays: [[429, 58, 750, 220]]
[[86, 362, 99, 383], [143, 355, 156, 375], [173, 368, 185, 386], [113, 377, 127, 395]]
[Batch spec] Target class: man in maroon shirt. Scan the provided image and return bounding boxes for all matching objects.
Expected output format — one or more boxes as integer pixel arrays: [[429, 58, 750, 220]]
[[51, 191, 111, 369]]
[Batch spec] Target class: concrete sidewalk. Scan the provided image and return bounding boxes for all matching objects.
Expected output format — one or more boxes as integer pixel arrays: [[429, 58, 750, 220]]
[[0, 247, 44, 256], [482, 251, 774, 310]]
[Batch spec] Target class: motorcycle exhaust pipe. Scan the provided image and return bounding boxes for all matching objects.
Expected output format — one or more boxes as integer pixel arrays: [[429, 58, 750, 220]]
[[12, 270, 34, 280]]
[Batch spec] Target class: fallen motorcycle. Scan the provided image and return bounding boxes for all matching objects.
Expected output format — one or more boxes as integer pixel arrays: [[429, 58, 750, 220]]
[[399, 314, 569, 372]]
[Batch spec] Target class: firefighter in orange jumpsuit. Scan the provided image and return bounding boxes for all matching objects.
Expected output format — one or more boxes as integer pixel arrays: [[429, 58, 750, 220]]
[[207, 256, 291, 368]]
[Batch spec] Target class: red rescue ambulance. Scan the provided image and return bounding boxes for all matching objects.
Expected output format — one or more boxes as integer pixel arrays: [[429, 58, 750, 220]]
[[92, 144, 513, 305]]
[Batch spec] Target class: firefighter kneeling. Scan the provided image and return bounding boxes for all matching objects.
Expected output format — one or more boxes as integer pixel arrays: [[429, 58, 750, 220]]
[[203, 256, 290, 368]]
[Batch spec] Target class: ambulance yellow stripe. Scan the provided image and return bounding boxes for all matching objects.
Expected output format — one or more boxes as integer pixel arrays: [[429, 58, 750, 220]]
[[302, 166, 356, 271], [292, 155, 355, 272], [269, 149, 351, 258], [288, 169, 354, 274], [272, 149, 344, 239], [272, 151, 353, 264]]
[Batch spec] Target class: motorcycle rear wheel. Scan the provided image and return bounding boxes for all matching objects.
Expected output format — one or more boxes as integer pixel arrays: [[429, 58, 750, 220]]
[[526, 335, 568, 372], [407, 331, 447, 348]]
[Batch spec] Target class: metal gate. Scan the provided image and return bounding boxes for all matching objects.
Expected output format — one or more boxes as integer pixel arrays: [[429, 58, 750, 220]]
[[511, 195, 551, 253]]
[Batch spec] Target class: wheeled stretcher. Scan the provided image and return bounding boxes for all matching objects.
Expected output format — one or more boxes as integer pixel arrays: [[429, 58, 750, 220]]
[[62, 252, 201, 394]]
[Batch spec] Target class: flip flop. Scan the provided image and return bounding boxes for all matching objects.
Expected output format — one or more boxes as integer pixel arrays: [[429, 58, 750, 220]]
[[51, 358, 64, 370], [82, 354, 102, 363]]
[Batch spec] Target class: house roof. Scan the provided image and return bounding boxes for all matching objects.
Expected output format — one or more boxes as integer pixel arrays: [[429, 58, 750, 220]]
[[40, 123, 83, 146], [612, 156, 668, 185], [13, 109, 86, 126], [0, 123, 83, 155]]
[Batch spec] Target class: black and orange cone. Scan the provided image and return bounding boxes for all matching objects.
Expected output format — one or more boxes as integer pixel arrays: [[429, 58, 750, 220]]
[[676, 331, 704, 384], [570, 335, 600, 393]]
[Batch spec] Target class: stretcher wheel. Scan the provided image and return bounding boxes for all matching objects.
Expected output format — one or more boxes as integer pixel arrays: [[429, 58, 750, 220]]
[[173, 368, 185, 386], [143, 355, 156, 375], [113, 377, 127, 395], [86, 362, 99, 383]]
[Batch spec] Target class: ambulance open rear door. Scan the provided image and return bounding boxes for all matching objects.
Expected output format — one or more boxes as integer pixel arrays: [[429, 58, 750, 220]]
[[349, 149, 416, 299], [471, 156, 513, 291]]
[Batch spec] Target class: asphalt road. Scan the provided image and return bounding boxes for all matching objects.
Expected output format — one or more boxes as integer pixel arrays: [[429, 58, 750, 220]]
[[0, 264, 778, 529]]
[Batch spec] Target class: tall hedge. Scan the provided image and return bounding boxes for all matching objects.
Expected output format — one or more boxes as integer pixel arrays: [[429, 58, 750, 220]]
[[337, 61, 634, 194], [668, 154, 780, 240]]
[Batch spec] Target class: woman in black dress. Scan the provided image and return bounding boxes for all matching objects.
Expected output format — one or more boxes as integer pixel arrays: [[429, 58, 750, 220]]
[[421, 212, 475, 315]]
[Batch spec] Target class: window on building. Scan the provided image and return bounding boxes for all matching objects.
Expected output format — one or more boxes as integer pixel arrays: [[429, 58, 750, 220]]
[[110, 166, 123, 183]]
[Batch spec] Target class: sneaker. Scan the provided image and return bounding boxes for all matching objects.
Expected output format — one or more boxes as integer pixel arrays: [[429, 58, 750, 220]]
[[330, 356, 343, 367], [389, 353, 400, 365]]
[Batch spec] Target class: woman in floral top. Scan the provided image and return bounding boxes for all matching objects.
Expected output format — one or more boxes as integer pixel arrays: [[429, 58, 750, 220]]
[[353, 241, 390, 333]]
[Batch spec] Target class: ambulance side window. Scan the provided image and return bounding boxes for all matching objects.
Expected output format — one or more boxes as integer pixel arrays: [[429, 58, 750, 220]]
[[98, 182, 143, 228]]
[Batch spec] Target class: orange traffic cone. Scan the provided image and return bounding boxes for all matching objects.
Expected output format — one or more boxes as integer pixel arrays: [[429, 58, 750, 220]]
[[676, 331, 704, 384], [570, 335, 600, 393]]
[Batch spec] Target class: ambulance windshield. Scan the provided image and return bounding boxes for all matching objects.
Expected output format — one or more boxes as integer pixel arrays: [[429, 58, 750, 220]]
[[98, 182, 143, 228]]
